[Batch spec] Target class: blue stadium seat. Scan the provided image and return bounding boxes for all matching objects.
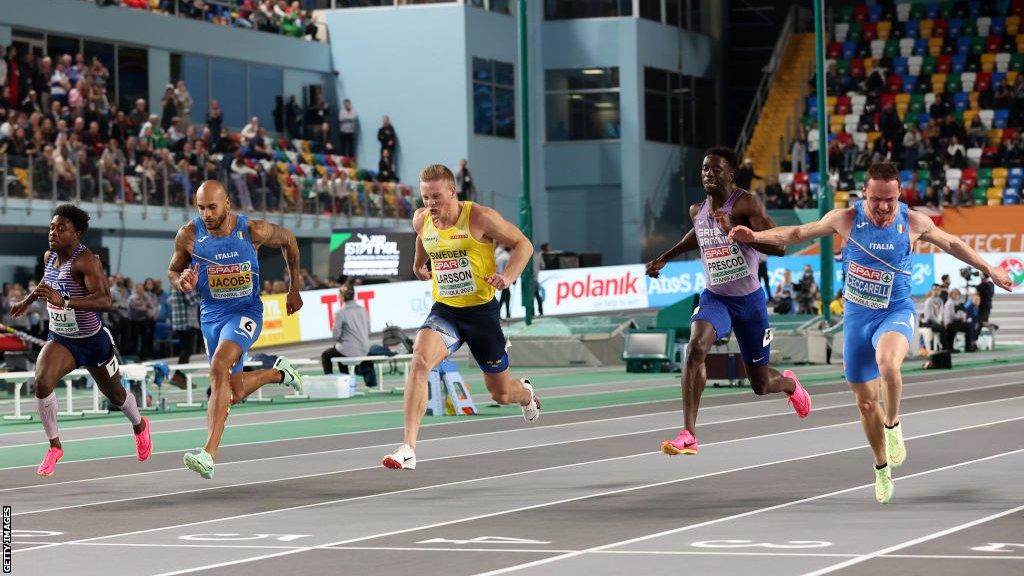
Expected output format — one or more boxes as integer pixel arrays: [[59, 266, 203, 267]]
[[843, 41, 858, 59], [956, 36, 972, 56], [951, 54, 967, 73], [1003, 188, 1020, 205], [954, 92, 970, 111], [914, 37, 929, 55], [925, 3, 939, 19], [948, 18, 962, 37], [993, 109, 1009, 128], [894, 57, 908, 75], [902, 75, 917, 92]]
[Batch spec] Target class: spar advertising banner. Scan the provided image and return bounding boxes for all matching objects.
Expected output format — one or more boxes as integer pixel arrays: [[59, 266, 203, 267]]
[[646, 254, 938, 307], [933, 252, 1024, 294], [916, 206, 1024, 254]]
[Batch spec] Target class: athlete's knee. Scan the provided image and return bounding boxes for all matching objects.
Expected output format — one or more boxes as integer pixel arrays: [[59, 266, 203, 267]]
[[208, 359, 234, 384], [685, 340, 709, 369], [855, 394, 879, 415], [409, 354, 438, 376]]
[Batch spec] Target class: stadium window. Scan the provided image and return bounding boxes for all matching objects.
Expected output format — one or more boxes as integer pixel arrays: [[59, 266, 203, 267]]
[[665, 0, 703, 32], [116, 46, 148, 113], [545, 67, 620, 141], [46, 35, 80, 63], [211, 58, 248, 129], [544, 0, 632, 20], [473, 58, 516, 138], [180, 54, 209, 127], [644, 66, 714, 148], [248, 65, 283, 132], [639, 0, 662, 21]]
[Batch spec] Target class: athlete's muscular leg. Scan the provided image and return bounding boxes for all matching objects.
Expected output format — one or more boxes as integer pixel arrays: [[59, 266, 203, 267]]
[[850, 379, 888, 466], [204, 339, 244, 460], [746, 365, 796, 396], [683, 321, 718, 433], [34, 341, 78, 449], [876, 331, 909, 427], [403, 329, 450, 449], [230, 368, 285, 402], [87, 364, 145, 435], [481, 369, 532, 406]]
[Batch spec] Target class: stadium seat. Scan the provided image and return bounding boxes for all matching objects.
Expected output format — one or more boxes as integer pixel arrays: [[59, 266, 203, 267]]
[[1004, 188, 1021, 204]]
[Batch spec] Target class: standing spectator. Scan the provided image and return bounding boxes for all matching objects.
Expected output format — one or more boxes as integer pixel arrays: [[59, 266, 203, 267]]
[[902, 125, 921, 170], [241, 116, 260, 140], [796, 265, 819, 314], [495, 244, 512, 319], [312, 121, 333, 154], [159, 84, 176, 130], [791, 125, 808, 173], [947, 135, 966, 169], [757, 252, 770, 296], [168, 285, 201, 365], [5, 46, 19, 109], [205, 99, 223, 137], [338, 98, 357, 158], [0, 46, 7, 107], [174, 80, 193, 131], [976, 272, 995, 325], [456, 158, 476, 202], [128, 281, 157, 359], [272, 95, 284, 133], [35, 56, 51, 111], [319, 285, 375, 387], [285, 95, 300, 139], [735, 157, 760, 191], [230, 150, 257, 211], [50, 55, 70, 106], [807, 122, 820, 171], [531, 244, 545, 316], [377, 114, 397, 158], [377, 148, 396, 182], [306, 92, 328, 139]]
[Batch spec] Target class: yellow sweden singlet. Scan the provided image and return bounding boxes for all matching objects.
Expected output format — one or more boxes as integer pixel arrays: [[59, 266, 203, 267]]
[[422, 202, 496, 307]]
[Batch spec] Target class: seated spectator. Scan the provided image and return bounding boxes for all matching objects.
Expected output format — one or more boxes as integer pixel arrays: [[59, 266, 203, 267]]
[[320, 284, 375, 385], [828, 289, 844, 317], [796, 264, 819, 314], [941, 288, 976, 352]]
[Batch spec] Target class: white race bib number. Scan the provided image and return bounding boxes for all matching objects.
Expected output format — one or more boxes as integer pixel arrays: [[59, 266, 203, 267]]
[[47, 306, 80, 336], [433, 257, 476, 297], [703, 244, 750, 286], [845, 261, 894, 309]]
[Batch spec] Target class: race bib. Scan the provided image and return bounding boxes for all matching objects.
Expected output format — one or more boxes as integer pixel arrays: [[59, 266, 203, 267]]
[[433, 256, 476, 297], [845, 261, 894, 309], [703, 244, 750, 285], [207, 262, 254, 300], [47, 306, 80, 335]]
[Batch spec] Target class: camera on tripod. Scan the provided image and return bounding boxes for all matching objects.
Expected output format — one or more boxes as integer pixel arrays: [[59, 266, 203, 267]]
[[959, 266, 980, 283]]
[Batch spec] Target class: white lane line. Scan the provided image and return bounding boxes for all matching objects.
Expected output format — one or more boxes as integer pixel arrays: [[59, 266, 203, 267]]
[[798, 503, 1024, 576], [14, 414, 1024, 569], [469, 448, 1024, 576], [4, 371, 1019, 478], [882, 554, 1024, 561], [14, 392, 1024, 515], [321, 546, 861, 558]]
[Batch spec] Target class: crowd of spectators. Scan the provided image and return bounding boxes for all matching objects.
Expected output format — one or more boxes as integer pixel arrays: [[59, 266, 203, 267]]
[[757, 66, 1024, 210], [93, 0, 322, 41], [1, 44, 413, 217], [919, 271, 996, 354]]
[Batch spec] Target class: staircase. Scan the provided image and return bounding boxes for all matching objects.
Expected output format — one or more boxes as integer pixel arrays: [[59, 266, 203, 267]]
[[744, 32, 817, 178]]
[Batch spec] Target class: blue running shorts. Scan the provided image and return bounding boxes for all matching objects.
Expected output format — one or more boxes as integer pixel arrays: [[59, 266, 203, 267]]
[[691, 289, 773, 367], [201, 311, 263, 374], [843, 299, 917, 384]]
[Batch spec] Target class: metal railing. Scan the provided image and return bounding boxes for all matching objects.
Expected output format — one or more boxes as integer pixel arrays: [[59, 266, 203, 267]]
[[0, 152, 415, 226], [734, 5, 810, 162]]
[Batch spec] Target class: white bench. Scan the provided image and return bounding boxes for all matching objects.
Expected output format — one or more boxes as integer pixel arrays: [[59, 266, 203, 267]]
[[331, 353, 414, 394]]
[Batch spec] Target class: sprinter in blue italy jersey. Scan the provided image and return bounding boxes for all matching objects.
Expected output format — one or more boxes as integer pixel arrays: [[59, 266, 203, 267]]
[[729, 162, 1012, 504], [168, 180, 305, 479]]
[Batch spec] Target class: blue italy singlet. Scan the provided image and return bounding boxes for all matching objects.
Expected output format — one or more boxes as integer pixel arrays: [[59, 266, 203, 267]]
[[842, 201, 913, 311], [192, 214, 262, 322]]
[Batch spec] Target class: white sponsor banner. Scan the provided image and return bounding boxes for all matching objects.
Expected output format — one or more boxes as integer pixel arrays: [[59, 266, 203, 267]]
[[536, 264, 649, 315], [933, 252, 1024, 294]]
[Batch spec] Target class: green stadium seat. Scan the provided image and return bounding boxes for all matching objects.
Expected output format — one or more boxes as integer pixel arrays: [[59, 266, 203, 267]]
[[973, 187, 988, 205], [922, 56, 937, 75]]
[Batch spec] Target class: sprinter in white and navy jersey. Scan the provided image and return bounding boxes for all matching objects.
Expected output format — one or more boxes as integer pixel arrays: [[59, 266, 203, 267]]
[[8, 204, 151, 477], [645, 147, 812, 459], [729, 162, 1014, 504]]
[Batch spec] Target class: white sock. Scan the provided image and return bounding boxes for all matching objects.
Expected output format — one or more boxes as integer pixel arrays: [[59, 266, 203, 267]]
[[118, 395, 143, 427], [37, 392, 60, 440]]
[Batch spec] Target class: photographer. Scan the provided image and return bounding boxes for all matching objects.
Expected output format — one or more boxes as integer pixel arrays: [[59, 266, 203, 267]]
[[941, 289, 977, 352]]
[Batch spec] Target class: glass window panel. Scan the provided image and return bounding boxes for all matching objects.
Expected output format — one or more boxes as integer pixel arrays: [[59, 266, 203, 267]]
[[473, 57, 492, 83], [116, 46, 148, 112], [491, 0, 511, 14], [248, 65, 282, 133], [181, 55, 209, 127], [170, 53, 182, 87], [210, 58, 247, 129], [494, 86, 515, 138], [669, 90, 681, 144], [640, 0, 662, 21], [47, 35, 79, 63], [665, 0, 681, 27], [474, 82, 494, 135], [545, 92, 619, 140], [645, 67, 668, 93], [494, 61, 514, 87], [545, 0, 630, 19], [645, 92, 668, 143]]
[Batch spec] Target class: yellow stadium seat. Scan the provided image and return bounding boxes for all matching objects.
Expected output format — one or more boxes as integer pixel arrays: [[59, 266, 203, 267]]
[[963, 109, 978, 125], [896, 93, 911, 105], [1008, 15, 1020, 34], [928, 38, 943, 56], [989, 129, 1004, 146], [993, 167, 1009, 180]]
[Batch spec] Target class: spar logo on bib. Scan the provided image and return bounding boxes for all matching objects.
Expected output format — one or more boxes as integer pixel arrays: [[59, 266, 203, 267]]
[[207, 262, 254, 299], [999, 257, 1024, 289]]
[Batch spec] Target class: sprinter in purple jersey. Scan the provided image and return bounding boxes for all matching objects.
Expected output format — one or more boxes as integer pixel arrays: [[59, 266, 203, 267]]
[[645, 147, 811, 457], [9, 204, 151, 477], [169, 180, 305, 479], [730, 162, 1013, 503]]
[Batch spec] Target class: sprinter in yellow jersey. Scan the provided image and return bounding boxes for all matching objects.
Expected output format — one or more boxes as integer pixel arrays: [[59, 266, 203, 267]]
[[382, 164, 542, 470]]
